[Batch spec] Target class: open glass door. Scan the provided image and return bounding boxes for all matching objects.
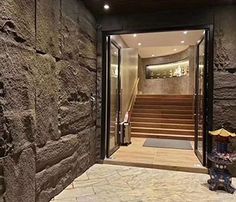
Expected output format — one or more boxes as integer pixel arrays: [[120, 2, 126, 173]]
[[107, 38, 121, 157], [194, 31, 207, 165]]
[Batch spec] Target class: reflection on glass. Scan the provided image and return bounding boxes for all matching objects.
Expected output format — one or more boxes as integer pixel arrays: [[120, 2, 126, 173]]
[[109, 43, 119, 154], [146, 59, 189, 79], [197, 37, 205, 156]]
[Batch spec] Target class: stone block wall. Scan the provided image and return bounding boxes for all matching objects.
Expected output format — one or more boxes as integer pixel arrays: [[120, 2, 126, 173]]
[[0, 0, 98, 202], [213, 6, 236, 175]]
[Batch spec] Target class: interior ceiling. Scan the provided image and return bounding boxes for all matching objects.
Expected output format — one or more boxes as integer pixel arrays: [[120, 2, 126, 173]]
[[120, 30, 204, 58], [82, 0, 236, 16]]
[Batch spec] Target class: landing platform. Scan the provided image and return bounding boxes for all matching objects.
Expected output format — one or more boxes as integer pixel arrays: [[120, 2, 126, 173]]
[[104, 138, 207, 174]]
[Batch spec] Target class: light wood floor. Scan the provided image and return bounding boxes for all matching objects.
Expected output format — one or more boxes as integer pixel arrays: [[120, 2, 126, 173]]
[[103, 138, 207, 174]]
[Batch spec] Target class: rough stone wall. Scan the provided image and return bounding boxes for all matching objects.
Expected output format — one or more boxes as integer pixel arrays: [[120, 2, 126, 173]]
[[0, 0, 98, 202], [213, 6, 236, 175]]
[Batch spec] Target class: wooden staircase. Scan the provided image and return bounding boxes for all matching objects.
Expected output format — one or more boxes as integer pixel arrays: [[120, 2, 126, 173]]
[[131, 94, 195, 141]]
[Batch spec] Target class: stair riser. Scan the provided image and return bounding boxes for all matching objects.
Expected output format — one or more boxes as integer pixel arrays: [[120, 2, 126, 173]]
[[132, 128, 194, 135], [136, 95, 193, 98], [135, 101, 193, 106], [136, 98, 193, 101], [132, 113, 193, 119], [133, 105, 193, 110], [131, 123, 194, 130], [132, 109, 193, 114], [131, 118, 194, 124], [131, 133, 197, 141]]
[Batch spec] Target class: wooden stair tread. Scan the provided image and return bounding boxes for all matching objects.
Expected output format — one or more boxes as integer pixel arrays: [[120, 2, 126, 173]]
[[131, 122, 194, 126], [135, 101, 193, 106], [132, 128, 194, 136], [132, 127, 194, 132], [136, 94, 193, 97], [133, 105, 193, 109], [131, 132, 195, 140], [136, 95, 193, 99], [132, 113, 193, 119], [131, 122, 194, 129], [131, 117, 194, 123], [132, 109, 193, 114]]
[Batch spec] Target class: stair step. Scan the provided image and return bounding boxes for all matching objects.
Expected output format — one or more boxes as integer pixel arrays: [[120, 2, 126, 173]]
[[131, 132, 195, 141], [132, 109, 193, 114], [131, 127, 194, 135], [131, 117, 194, 124], [136, 94, 193, 98], [135, 100, 193, 106], [132, 113, 193, 119], [133, 105, 193, 110], [131, 94, 196, 141], [131, 122, 194, 130]]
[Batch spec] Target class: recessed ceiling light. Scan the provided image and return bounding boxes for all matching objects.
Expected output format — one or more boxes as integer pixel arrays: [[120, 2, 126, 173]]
[[138, 43, 142, 46], [181, 40, 185, 44], [183, 31, 188, 35], [133, 34, 137, 37], [174, 49, 177, 51], [104, 4, 110, 10]]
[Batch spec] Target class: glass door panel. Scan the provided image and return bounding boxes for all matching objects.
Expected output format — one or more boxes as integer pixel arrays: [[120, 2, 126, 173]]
[[195, 33, 206, 165], [107, 40, 121, 157]]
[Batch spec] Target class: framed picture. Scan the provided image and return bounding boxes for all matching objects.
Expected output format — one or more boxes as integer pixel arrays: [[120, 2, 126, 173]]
[[145, 58, 189, 79]]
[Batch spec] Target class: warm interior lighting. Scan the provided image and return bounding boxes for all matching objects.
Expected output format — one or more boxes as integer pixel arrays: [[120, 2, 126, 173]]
[[147, 60, 189, 70], [174, 48, 177, 51], [133, 34, 137, 37], [183, 31, 188, 34], [181, 41, 185, 44], [104, 4, 110, 10], [152, 54, 155, 57], [138, 43, 142, 46]]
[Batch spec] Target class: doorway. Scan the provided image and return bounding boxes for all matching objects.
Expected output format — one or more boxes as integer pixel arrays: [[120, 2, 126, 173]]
[[102, 27, 213, 172]]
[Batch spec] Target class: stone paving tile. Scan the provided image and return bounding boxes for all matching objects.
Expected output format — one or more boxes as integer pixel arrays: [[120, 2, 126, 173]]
[[52, 164, 236, 202]]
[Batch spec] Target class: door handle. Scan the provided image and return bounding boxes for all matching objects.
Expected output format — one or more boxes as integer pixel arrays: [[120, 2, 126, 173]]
[[90, 96, 96, 102]]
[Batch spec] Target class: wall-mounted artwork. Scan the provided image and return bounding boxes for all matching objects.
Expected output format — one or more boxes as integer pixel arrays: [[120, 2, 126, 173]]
[[146, 59, 189, 79]]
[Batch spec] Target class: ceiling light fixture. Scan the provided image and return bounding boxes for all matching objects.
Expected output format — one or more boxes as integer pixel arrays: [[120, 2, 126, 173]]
[[152, 54, 155, 57], [104, 4, 110, 10], [133, 34, 137, 37], [183, 31, 188, 35], [174, 49, 177, 51], [181, 40, 185, 44], [138, 43, 142, 46]]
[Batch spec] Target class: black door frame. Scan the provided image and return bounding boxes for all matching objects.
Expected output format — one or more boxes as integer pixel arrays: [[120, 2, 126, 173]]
[[106, 38, 122, 157], [100, 25, 214, 167]]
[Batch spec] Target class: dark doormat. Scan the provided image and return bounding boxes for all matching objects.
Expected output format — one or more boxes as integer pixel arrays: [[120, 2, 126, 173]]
[[143, 138, 193, 150]]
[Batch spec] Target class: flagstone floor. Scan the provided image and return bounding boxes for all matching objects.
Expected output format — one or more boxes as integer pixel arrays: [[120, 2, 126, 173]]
[[51, 164, 236, 202]]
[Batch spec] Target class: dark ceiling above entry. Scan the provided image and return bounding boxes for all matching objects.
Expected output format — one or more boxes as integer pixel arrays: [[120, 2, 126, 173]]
[[82, 0, 236, 16]]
